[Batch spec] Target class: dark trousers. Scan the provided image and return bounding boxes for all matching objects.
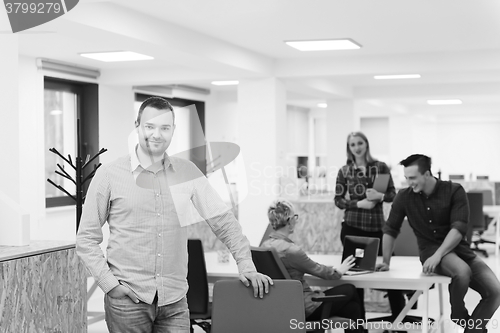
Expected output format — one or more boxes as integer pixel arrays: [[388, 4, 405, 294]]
[[307, 283, 364, 333], [435, 252, 500, 333], [340, 222, 406, 320]]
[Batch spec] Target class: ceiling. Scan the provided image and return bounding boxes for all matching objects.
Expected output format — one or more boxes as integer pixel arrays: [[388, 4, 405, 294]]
[[3, 0, 500, 118]]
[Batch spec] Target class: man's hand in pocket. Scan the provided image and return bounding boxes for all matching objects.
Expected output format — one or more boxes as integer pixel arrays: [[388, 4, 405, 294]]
[[108, 285, 139, 303]]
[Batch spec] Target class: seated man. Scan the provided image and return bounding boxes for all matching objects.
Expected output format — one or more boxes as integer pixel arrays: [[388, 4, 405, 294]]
[[378, 154, 500, 333], [262, 199, 364, 333]]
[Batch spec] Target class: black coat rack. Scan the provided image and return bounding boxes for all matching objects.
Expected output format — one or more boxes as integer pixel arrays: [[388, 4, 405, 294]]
[[47, 119, 107, 231]]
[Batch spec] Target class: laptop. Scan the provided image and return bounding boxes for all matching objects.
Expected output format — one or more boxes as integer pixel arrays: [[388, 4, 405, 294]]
[[341, 236, 380, 275], [372, 174, 390, 193]]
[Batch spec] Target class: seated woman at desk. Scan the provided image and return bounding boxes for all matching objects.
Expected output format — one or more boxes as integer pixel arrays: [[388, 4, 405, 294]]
[[262, 199, 364, 333]]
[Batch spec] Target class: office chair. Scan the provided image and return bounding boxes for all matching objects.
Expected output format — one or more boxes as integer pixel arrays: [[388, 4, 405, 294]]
[[251, 247, 353, 333], [466, 192, 489, 257], [259, 224, 274, 246], [211, 279, 306, 333], [187, 239, 211, 333]]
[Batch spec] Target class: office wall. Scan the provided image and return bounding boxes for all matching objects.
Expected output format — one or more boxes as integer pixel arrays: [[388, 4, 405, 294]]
[[314, 117, 327, 157], [287, 105, 309, 156], [1, 37, 21, 204], [387, 113, 500, 185], [360, 117, 390, 163], [98, 85, 136, 164], [205, 90, 238, 143], [436, 119, 500, 181], [18, 56, 45, 232]]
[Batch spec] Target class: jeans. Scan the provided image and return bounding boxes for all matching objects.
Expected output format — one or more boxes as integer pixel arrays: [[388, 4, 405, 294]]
[[435, 252, 500, 333], [104, 293, 190, 333]]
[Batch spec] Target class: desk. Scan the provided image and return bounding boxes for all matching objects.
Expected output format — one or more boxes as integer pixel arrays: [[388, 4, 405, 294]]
[[483, 205, 500, 256], [206, 253, 451, 333], [0, 240, 86, 332]]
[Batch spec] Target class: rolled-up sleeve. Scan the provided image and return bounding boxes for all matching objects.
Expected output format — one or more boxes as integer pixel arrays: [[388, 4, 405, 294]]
[[76, 166, 119, 294], [449, 185, 469, 236], [383, 191, 406, 238]]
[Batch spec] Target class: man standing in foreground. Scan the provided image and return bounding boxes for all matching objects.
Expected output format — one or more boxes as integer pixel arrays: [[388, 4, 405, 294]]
[[76, 96, 272, 332], [377, 154, 500, 333]]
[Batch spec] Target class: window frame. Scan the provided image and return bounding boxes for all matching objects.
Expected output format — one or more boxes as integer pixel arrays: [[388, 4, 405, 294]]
[[44, 77, 99, 208]]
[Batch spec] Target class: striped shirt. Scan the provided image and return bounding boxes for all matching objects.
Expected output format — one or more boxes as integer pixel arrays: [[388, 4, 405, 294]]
[[76, 152, 256, 306], [334, 161, 396, 232], [383, 179, 475, 262]]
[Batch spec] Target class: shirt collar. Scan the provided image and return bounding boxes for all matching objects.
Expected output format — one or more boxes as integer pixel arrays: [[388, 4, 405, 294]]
[[428, 177, 441, 197], [130, 145, 176, 173], [418, 177, 440, 197], [268, 231, 294, 243]]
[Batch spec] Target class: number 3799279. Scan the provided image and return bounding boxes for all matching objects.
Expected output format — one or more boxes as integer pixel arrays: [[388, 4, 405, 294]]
[[5, 2, 62, 14]]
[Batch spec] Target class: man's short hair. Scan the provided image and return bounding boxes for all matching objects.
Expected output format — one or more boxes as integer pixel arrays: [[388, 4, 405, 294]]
[[135, 96, 175, 127], [399, 154, 432, 175]]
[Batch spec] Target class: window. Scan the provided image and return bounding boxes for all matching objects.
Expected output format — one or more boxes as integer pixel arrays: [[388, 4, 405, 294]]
[[44, 77, 98, 208]]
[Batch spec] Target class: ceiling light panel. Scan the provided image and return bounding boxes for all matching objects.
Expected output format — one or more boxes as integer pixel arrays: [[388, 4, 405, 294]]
[[285, 39, 361, 51], [211, 81, 239, 86], [427, 99, 462, 105], [80, 51, 153, 62], [374, 74, 421, 80]]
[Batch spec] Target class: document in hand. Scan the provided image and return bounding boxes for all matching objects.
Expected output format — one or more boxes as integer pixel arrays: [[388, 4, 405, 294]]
[[372, 174, 390, 193]]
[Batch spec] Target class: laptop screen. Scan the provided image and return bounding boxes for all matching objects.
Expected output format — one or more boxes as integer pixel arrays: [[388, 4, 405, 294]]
[[342, 236, 380, 271]]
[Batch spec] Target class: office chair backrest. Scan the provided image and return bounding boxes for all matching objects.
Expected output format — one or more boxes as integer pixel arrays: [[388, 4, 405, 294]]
[[251, 247, 291, 279], [393, 220, 419, 256], [477, 189, 493, 206], [211, 279, 306, 333], [186, 239, 209, 315], [466, 192, 485, 243], [259, 224, 274, 246]]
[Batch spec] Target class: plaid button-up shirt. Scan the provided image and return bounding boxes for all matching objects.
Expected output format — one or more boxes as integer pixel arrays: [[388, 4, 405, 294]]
[[334, 161, 396, 232], [383, 178, 475, 263]]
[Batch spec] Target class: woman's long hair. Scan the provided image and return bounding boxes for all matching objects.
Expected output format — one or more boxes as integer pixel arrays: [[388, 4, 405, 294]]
[[345, 131, 377, 165]]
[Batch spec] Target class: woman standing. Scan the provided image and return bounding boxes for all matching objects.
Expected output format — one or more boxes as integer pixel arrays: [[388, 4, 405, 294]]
[[335, 131, 406, 323]]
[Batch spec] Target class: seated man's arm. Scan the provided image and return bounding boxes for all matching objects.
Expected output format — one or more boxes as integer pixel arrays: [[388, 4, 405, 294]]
[[378, 191, 406, 271], [378, 234, 396, 271], [423, 185, 469, 274], [422, 229, 462, 274]]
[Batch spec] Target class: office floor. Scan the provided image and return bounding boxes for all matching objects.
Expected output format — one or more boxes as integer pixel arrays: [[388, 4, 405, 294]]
[[87, 243, 500, 333]]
